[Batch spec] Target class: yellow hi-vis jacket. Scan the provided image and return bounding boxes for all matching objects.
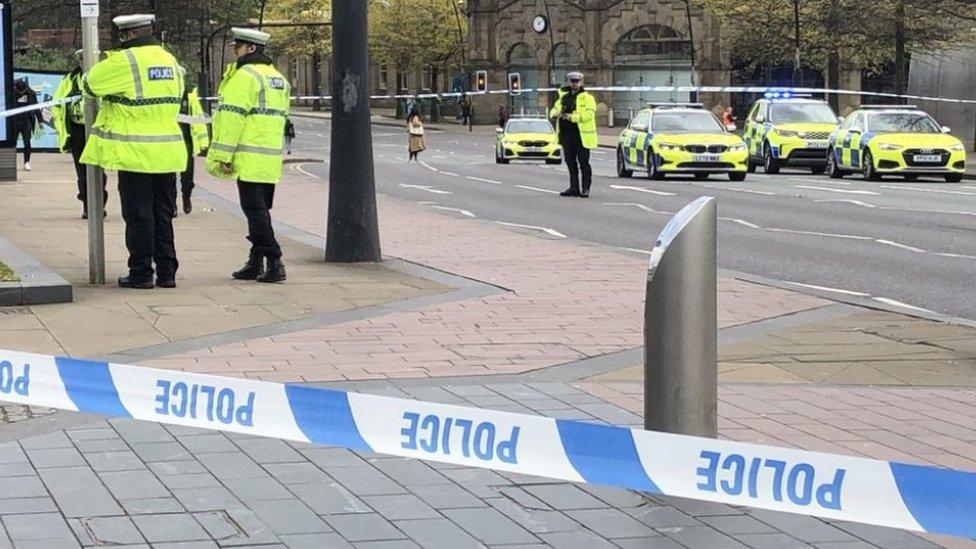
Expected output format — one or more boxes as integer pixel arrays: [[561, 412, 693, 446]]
[[51, 68, 85, 152], [80, 36, 188, 173], [179, 87, 210, 156], [207, 55, 290, 184], [548, 87, 598, 149]]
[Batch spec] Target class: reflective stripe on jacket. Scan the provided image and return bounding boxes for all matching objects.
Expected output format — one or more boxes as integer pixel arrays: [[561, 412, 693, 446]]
[[182, 88, 210, 155], [51, 70, 83, 152], [548, 87, 598, 149], [207, 56, 290, 184], [80, 39, 188, 173]]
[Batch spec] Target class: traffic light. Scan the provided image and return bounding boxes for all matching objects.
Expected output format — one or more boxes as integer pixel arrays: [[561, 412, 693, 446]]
[[475, 70, 488, 92], [508, 72, 521, 95]]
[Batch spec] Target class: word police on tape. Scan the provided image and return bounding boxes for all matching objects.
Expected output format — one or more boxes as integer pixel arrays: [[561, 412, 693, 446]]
[[0, 349, 974, 539]]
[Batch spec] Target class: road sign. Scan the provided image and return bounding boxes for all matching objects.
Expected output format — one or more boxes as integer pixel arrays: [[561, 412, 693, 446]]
[[80, 0, 98, 18]]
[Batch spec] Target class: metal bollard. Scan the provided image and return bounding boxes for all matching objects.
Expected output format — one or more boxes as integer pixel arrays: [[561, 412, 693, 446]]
[[644, 196, 717, 438], [608, 107, 614, 128]]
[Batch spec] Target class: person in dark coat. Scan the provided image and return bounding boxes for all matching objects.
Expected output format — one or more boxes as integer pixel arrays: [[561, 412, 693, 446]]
[[12, 79, 42, 171]]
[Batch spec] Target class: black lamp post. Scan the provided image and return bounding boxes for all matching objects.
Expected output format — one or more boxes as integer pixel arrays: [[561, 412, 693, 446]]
[[791, 0, 802, 87]]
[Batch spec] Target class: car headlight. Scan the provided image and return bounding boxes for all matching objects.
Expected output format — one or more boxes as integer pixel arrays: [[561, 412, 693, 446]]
[[503, 141, 516, 147], [951, 143, 965, 152], [728, 143, 747, 152], [777, 130, 798, 138], [659, 143, 683, 151], [878, 143, 902, 151]]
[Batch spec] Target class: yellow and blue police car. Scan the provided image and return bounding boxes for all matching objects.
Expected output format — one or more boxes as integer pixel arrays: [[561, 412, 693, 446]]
[[743, 93, 841, 174], [494, 116, 561, 165], [615, 103, 748, 181], [827, 105, 966, 182]]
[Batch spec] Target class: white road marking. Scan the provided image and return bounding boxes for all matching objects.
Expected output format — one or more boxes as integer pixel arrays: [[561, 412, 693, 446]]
[[417, 201, 437, 205], [814, 199, 877, 208], [609, 185, 676, 196], [495, 221, 566, 238], [516, 185, 559, 194], [399, 184, 452, 195], [882, 185, 976, 196], [719, 217, 760, 229], [431, 205, 476, 217], [701, 185, 775, 196], [795, 177, 851, 185], [783, 281, 870, 297], [766, 228, 871, 240], [620, 247, 652, 255], [794, 185, 879, 196], [293, 163, 321, 179], [872, 297, 935, 314], [440, 171, 459, 177], [604, 202, 672, 215], [874, 239, 926, 253], [465, 176, 502, 185], [935, 252, 976, 260]]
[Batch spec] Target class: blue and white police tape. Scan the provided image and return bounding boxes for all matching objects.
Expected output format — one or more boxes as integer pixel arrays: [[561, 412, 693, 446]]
[[0, 97, 79, 119], [0, 348, 974, 539]]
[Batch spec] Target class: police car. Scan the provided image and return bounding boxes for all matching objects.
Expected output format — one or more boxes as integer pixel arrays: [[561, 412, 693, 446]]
[[743, 93, 841, 174], [494, 116, 561, 164], [615, 103, 748, 181], [827, 105, 966, 182]]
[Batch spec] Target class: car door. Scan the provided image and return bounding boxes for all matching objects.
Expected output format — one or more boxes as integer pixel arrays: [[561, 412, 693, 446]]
[[839, 113, 865, 168], [626, 110, 651, 167], [745, 102, 768, 158]]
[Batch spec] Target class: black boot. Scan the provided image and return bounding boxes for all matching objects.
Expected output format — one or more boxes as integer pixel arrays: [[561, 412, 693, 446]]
[[118, 276, 154, 289], [559, 187, 581, 197], [183, 193, 192, 214], [232, 253, 265, 280], [257, 258, 286, 283]]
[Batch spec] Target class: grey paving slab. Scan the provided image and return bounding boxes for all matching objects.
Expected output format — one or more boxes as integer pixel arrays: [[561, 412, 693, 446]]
[[484, 497, 579, 535], [832, 522, 939, 548], [222, 477, 294, 503], [442, 507, 538, 545], [394, 518, 483, 549], [409, 483, 485, 510], [298, 447, 367, 469], [24, 447, 86, 468], [65, 428, 119, 442], [149, 460, 209, 476], [735, 532, 813, 548], [701, 514, 781, 535], [247, 499, 331, 535], [659, 526, 751, 549], [19, 432, 72, 450], [328, 463, 407, 496], [369, 458, 452, 487], [288, 481, 372, 514], [0, 526, 9, 549], [37, 466, 123, 517], [263, 463, 333, 485], [153, 543, 220, 549], [158, 472, 222, 491], [565, 508, 658, 539], [177, 434, 240, 455], [0, 497, 58, 515], [13, 540, 83, 549], [612, 537, 687, 549], [1, 513, 75, 541], [74, 438, 130, 453], [360, 495, 440, 521], [73, 516, 146, 545], [171, 486, 246, 512], [0, 476, 48, 499], [120, 497, 186, 515], [624, 504, 704, 528], [660, 495, 744, 517], [442, 385, 498, 398], [197, 452, 268, 481], [0, 443, 27, 464], [110, 420, 175, 445], [279, 533, 355, 548], [354, 541, 421, 549], [84, 450, 147, 472], [233, 439, 305, 464], [194, 509, 280, 547], [439, 468, 511, 499], [130, 442, 194, 462], [522, 484, 607, 510], [578, 484, 646, 508], [537, 531, 618, 549], [132, 513, 209, 543], [494, 487, 551, 510], [325, 513, 406, 543], [746, 509, 859, 544], [0, 462, 36, 477], [99, 469, 170, 500]]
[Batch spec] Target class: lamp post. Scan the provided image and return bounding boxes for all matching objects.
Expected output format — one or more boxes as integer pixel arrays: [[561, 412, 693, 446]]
[[791, 0, 802, 87], [542, 2, 557, 109]]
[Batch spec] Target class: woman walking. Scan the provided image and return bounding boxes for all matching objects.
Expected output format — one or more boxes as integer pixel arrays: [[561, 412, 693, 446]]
[[12, 79, 41, 171], [407, 109, 425, 162]]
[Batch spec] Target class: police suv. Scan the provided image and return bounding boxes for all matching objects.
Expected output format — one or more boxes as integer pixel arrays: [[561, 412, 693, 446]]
[[743, 93, 842, 174]]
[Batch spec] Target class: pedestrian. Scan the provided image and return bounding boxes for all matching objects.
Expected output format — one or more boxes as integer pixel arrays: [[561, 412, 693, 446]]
[[12, 79, 41, 172], [549, 71, 597, 198], [81, 14, 187, 289], [722, 105, 735, 128], [459, 92, 473, 131], [207, 27, 290, 284], [498, 103, 508, 128], [406, 95, 417, 119], [284, 118, 295, 155], [174, 74, 210, 216], [407, 109, 425, 162], [52, 49, 107, 219]]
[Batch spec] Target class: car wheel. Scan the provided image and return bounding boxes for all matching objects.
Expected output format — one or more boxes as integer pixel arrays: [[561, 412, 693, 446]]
[[946, 173, 963, 183], [827, 149, 844, 179], [862, 150, 879, 181], [616, 148, 633, 178], [694, 173, 709, 180], [903, 174, 918, 181], [728, 172, 746, 181], [647, 149, 664, 180], [810, 165, 826, 175], [763, 144, 780, 174]]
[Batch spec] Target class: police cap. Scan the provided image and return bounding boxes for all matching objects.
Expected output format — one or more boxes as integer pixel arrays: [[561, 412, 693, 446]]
[[567, 71, 584, 82], [232, 28, 271, 46], [112, 14, 155, 31]]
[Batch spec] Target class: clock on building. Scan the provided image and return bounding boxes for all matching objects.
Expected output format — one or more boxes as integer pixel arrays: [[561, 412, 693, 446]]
[[532, 15, 548, 33]]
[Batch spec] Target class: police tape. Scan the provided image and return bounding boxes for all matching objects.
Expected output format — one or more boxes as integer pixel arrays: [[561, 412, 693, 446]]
[[0, 97, 79, 119], [0, 348, 974, 538]]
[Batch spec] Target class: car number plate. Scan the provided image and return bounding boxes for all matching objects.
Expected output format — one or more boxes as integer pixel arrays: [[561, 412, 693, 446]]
[[525, 147, 542, 152], [693, 154, 720, 162], [807, 141, 828, 148], [913, 154, 941, 162]]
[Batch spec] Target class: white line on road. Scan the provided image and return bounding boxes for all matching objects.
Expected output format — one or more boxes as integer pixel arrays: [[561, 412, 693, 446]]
[[604, 202, 673, 215], [719, 217, 761, 229], [293, 163, 321, 179], [495, 221, 566, 238], [783, 281, 871, 297], [620, 247, 652, 255], [872, 297, 935, 314], [701, 185, 775, 196], [465, 176, 502, 185], [440, 171, 460, 177], [399, 184, 452, 195], [516, 185, 559, 194], [875, 239, 926, 253], [609, 185, 676, 196], [814, 199, 877, 208], [766, 228, 872, 240], [935, 252, 976, 260], [881, 185, 976, 196], [794, 185, 880, 195], [431, 205, 476, 217]]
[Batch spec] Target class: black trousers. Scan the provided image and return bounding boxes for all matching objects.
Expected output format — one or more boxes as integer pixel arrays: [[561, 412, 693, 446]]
[[68, 123, 107, 209], [118, 171, 178, 280], [563, 142, 592, 191], [237, 180, 281, 260], [15, 124, 31, 162], [179, 126, 194, 196]]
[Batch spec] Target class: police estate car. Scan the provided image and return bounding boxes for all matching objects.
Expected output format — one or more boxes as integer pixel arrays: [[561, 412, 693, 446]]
[[743, 93, 841, 174]]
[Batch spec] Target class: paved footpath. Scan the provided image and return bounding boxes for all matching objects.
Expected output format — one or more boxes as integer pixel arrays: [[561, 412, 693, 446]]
[[0, 153, 972, 547]]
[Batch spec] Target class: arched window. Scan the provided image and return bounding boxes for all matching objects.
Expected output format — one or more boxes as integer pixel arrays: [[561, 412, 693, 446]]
[[507, 42, 535, 66], [549, 42, 580, 68], [615, 24, 691, 64]]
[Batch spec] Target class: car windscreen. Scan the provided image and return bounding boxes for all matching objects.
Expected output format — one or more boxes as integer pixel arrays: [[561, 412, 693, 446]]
[[769, 102, 838, 124], [866, 112, 941, 133], [506, 120, 552, 134], [650, 112, 724, 132]]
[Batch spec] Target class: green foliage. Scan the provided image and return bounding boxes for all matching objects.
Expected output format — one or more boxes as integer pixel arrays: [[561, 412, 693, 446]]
[[265, 0, 332, 58], [368, 0, 466, 70], [14, 47, 76, 72], [0, 261, 18, 283]]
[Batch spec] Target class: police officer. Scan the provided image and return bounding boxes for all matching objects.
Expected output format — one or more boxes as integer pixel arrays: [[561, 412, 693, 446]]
[[81, 14, 187, 289], [175, 71, 210, 216], [549, 71, 597, 198], [52, 49, 107, 219], [207, 28, 289, 283]]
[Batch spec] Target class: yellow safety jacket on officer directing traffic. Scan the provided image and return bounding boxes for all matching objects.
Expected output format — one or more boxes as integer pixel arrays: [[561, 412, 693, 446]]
[[80, 36, 188, 173], [207, 54, 290, 184], [180, 87, 210, 156], [51, 68, 85, 152], [549, 87, 598, 149]]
